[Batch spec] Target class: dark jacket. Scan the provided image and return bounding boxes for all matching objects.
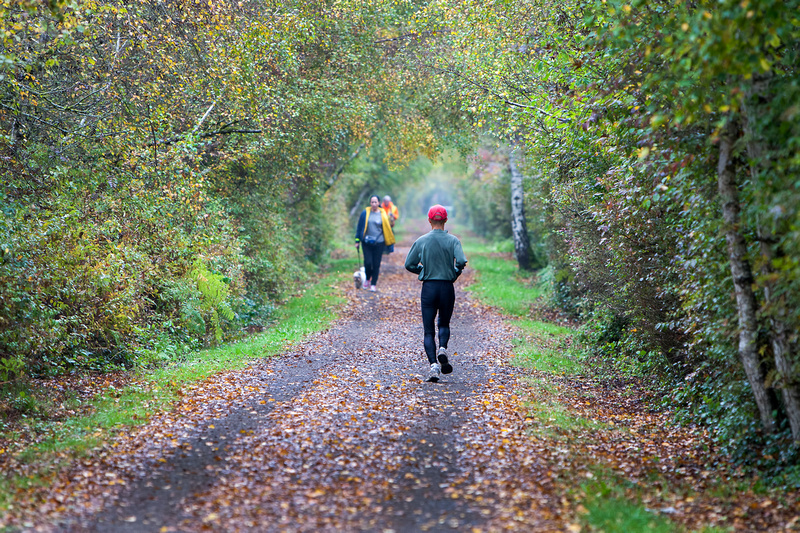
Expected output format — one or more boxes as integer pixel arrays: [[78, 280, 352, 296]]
[[404, 229, 467, 281]]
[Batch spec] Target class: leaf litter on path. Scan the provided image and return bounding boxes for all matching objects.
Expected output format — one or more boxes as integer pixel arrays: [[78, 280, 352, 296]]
[[7, 243, 562, 532], [4, 227, 799, 532]]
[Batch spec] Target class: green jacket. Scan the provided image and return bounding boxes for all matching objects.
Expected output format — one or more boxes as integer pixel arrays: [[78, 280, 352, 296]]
[[404, 229, 467, 281]]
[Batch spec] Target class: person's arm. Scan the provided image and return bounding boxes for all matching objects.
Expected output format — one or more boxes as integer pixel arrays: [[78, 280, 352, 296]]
[[404, 241, 423, 274], [453, 240, 468, 279], [355, 210, 365, 248]]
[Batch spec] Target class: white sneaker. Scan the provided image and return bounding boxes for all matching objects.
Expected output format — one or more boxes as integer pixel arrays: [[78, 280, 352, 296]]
[[427, 363, 441, 382], [363, 280, 371, 290], [437, 347, 453, 374], [369, 285, 376, 292]]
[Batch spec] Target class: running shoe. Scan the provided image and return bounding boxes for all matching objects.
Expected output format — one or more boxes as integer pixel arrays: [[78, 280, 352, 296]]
[[369, 285, 376, 292], [437, 347, 453, 374], [427, 363, 441, 382]]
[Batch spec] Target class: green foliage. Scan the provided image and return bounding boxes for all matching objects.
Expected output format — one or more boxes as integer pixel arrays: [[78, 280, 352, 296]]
[[412, 0, 800, 464], [0, 0, 454, 383], [0, 356, 25, 382], [461, 147, 513, 240], [188, 260, 236, 344], [580, 477, 677, 533], [0, 156, 247, 374]]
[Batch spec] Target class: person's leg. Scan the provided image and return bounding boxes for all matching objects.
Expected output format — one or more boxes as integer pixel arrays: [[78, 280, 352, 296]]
[[363, 243, 377, 283], [433, 282, 455, 374], [436, 282, 456, 349], [420, 282, 439, 365], [369, 244, 385, 285]]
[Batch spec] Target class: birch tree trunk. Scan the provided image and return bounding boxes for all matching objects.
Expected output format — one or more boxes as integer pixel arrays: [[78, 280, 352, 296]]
[[743, 79, 800, 441], [509, 147, 532, 271], [766, 295, 800, 441], [718, 119, 776, 434]]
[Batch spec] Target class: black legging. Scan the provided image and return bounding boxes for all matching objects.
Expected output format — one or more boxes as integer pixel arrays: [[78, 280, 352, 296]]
[[420, 280, 455, 364], [362, 242, 385, 285]]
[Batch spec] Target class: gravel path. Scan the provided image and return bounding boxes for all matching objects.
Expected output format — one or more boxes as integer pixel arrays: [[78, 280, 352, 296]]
[[29, 225, 563, 532]]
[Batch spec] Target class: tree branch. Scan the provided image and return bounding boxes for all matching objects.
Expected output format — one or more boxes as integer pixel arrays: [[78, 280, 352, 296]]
[[194, 100, 217, 133], [428, 63, 570, 127], [147, 126, 262, 147], [324, 143, 365, 191], [374, 31, 436, 44], [0, 102, 85, 137]]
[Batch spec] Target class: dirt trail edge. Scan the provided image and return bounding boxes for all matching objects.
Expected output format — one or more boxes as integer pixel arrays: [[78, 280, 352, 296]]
[[26, 227, 563, 533]]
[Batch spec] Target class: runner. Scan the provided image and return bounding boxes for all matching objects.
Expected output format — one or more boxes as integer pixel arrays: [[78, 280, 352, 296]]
[[404, 204, 468, 382]]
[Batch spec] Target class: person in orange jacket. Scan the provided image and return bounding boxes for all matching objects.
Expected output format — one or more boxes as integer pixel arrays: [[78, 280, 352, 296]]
[[381, 195, 399, 226], [380, 195, 399, 255]]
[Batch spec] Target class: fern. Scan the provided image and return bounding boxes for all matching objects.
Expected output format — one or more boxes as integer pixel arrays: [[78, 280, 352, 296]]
[[188, 260, 235, 343], [0, 356, 25, 381]]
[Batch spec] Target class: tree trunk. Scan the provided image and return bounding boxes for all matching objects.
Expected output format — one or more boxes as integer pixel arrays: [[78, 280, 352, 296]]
[[325, 143, 365, 191], [767, 300, 800, 441], [508, 146, 533, 271], [718, 119, 776, 434], [743, 81, 800, 441], [349, 189, 369, 218]]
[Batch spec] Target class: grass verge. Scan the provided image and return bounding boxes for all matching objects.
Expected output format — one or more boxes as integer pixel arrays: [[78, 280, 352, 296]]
[[0, 269, 345, 515], [578, 474, 677, 533], [460, 234, 692, 533], [458, 232, 544, 317]]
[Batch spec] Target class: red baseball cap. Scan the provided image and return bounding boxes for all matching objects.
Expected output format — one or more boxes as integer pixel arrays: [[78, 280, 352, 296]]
[[427, 204, 448, 222]]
